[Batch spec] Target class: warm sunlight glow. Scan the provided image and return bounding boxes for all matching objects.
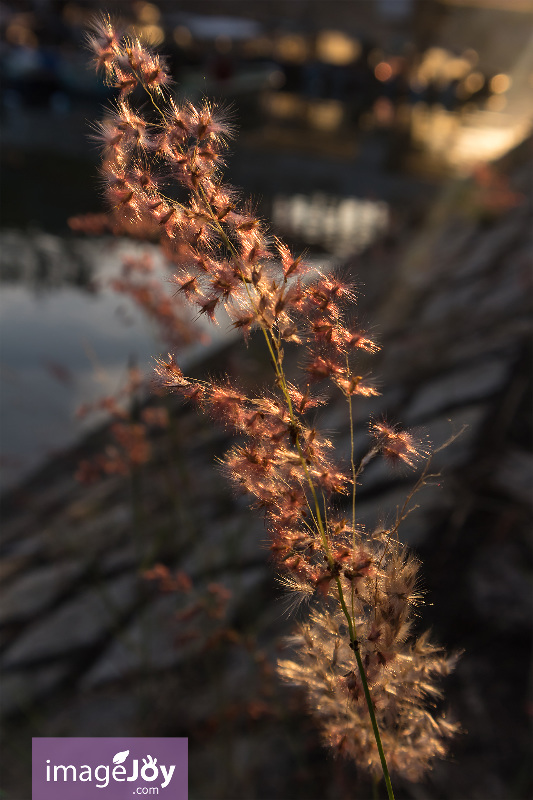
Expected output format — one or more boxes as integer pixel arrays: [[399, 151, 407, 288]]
[[316, 30, 361, 65], [463, 72, 485, 94], [490, 74, 511, 94]]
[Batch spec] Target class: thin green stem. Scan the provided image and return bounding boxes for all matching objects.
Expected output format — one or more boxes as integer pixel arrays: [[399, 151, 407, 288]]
[[345, 355, 357, 538], [353, 644, 395, 800], [334, 583, 394, 799], [334, 576, 356, 642], [348, 390, 357, 544]]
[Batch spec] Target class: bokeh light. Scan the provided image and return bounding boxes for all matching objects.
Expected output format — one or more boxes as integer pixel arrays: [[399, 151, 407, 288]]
[[375, 62, 393, 82], [6, 16, 38, 48], [316, 30, 361, 66], [173, 26, 192, 48], [485, 95, 507, 112], [134, 2, 161, 25], [490, 74, 511, 94], [132, 24, 165, 46], [463, 71, 485, 94], [274, 34, 309, 64], [307, 99, 344, 131]]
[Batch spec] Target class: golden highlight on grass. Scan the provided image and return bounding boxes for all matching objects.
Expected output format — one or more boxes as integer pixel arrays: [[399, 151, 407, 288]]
[[79, 15, 459, 797]]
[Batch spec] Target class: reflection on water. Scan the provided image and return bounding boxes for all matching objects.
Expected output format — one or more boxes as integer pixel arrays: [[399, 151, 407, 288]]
[[0, 229, 340, 494], [272, 193, 389, 257], [0, 234, 161, 492], [0, 232, 240, 494], [0, 229, 96, 287]]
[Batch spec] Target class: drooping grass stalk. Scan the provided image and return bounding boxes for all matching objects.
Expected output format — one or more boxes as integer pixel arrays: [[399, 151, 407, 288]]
[[111, 59, 396, 795], [82, 17, 459, 791], [194, 167, 396, 792]]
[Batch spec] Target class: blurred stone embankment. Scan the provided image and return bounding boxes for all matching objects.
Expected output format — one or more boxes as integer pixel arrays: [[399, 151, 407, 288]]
[[0, 139, 532, 800]]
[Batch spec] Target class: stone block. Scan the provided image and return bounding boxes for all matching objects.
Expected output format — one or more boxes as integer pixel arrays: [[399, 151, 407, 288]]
[[0, 561, 84, 625], [492, 447, 533, 506], [82, 568, 266, 687], [2, 572, 138, 666], [405, 359, 508, 423], [0, 664, 67, 717]]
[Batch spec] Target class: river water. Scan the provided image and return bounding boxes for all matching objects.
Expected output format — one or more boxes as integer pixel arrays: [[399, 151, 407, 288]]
[[0, 233, 173, 492], [0, 226, 356, 494]]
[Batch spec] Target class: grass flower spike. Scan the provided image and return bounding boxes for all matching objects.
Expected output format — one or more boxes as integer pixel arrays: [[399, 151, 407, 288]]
[[85, 16, 459, 796]]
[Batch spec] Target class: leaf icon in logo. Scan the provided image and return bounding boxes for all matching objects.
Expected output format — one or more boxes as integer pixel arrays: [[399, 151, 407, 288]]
[[113, 750, 129, 764]]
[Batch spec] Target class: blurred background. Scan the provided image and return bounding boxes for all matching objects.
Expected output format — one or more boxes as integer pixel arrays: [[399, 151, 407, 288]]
[[0, 1, 532, 799]]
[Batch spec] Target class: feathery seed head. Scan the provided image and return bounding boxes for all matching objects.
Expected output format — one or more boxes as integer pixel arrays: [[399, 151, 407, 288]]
[[371, 420, 427, 468], [85, 24, 458, 787]]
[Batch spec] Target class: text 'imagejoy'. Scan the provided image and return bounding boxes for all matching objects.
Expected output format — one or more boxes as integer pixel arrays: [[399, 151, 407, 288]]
[[32, 738, 187, 800]]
